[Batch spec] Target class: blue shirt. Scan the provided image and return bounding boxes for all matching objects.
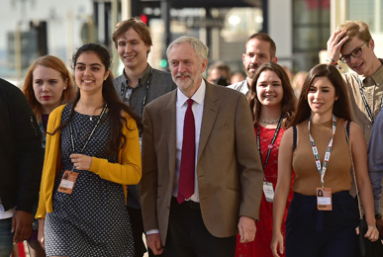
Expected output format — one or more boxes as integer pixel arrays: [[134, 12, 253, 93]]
[[368, 108, 383, 214]]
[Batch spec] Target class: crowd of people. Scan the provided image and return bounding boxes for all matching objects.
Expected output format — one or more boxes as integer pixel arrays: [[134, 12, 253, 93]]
[[0, 17, 383, 257]]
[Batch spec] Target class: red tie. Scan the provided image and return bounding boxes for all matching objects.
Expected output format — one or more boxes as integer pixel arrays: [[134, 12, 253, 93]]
[[177, 99, 195, 204]]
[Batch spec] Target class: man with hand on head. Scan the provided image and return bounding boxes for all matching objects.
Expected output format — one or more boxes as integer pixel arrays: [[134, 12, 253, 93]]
[[327, 20, 383, 235], [112, 17, 176, 257], [228, 32, 278, 95], [140, 36, 264, 257]]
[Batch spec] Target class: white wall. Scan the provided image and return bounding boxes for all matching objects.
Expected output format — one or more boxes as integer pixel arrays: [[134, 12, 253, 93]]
[[0, 0, 93, 74], [268, 0, 293, 68]]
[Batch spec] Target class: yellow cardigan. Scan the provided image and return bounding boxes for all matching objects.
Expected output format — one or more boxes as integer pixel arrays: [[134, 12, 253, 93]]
[[35, 105, 142, 219]]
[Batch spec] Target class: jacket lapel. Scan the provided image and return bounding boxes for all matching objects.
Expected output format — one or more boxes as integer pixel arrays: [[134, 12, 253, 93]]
[[198, 82, 219, 161], [161, 90, 177, 177]]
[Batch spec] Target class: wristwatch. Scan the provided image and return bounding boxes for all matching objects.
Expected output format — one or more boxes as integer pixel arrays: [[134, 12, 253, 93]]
[[375, 213, 382, 219]]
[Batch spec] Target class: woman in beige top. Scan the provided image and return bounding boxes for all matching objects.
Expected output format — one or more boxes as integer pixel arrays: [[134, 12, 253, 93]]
[[271, 64, 379, 257]]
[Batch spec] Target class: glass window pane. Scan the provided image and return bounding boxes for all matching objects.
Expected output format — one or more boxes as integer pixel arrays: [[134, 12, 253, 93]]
[[348, 0, 375, 31], [293, 27, 321, 51], [293, 0, 319, 24]]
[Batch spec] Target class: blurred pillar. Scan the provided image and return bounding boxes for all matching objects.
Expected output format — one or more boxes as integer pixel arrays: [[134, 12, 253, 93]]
[[111, 0, 119, 75], [15, 22, 22, 81], [161, 0, 171, 65], [205, 8, 212, 60], [121, 0, 131, 20], [330, 0, 347, 32], [262, 0, 268, 33], [66, 9, 75, 68]]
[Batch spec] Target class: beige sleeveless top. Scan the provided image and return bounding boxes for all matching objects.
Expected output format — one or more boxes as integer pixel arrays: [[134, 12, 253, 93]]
[[292, 118, 352, 195]]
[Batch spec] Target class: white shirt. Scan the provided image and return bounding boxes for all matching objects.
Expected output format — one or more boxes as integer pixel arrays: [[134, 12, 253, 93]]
[[0, 199, 15, 219], [173, 80, 206, 202], [227, 79, 250, 95], [146, 80, 206, 235]]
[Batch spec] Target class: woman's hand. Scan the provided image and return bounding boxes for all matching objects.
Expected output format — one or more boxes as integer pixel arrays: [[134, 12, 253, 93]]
[[356, 223, 380, 242], [270, 230, 284, 257], [365, 224, 380, 242], [70, 153, 92, 170], [37, 219, 45, 249]]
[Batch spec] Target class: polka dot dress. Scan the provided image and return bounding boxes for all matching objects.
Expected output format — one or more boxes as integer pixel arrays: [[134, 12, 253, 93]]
[[45, 105, 134, 256]]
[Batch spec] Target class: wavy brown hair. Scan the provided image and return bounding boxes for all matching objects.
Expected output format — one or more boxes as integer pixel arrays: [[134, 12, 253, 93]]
[[22, 55, 76, 122], [292, 64, 351, 126], [51, 43, 142, 155], [248, 62, 296, 128]]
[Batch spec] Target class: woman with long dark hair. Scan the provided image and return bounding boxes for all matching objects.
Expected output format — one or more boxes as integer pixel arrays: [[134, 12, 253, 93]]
[[235, 62, 296, 257], [35, 43, 142, 256], [271, 64, 379, 257]]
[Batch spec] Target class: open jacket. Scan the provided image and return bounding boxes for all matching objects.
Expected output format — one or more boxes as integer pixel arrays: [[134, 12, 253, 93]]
[[36, 104, 142, 219], [0, 78, 43, 213]]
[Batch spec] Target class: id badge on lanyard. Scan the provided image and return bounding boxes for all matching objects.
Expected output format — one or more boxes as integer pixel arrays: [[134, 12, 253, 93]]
[[58, 170, 79, 194], [257, 116, 282, 203], [58, 103, 108, 195], [309, 115, 336, 211], [263, 182, 274, 202], [316, 187, 332, 211]]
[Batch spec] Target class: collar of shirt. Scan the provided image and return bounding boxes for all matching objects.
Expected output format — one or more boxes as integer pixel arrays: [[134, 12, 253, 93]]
[[360, 58, 383, 87], [122, 63, 152, 88], [176, 79, 206, 108]]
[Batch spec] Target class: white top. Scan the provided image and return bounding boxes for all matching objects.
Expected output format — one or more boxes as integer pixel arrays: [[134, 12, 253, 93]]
[[0, 199, 15, 219], [173, 80, 206, 202]]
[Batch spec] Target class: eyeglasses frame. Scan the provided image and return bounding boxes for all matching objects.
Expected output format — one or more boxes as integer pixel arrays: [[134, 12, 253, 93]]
[[340, 41, 369, 63]]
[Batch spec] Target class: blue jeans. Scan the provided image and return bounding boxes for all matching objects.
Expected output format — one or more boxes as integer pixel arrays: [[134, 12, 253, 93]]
[[0, 218, 13, 257]]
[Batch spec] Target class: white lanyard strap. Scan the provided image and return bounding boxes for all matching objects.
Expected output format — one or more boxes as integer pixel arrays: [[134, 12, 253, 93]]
[[356, 77, 383, 124], [308, 115, 336, 188]]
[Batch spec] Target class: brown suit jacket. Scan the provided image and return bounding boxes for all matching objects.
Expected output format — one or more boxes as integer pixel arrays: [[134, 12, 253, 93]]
[[140, 82, 263, 244]]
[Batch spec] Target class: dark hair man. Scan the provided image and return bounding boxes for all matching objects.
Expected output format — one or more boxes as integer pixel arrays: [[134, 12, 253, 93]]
[[228, 32, 278, 95]]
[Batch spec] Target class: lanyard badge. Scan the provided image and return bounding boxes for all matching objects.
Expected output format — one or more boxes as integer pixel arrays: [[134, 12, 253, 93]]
[[309, 115, 336, 211], [58, 170, 79, 194], [257, 115, 283, 171], [356, 78, 383, 124], [257, 115, 282, 203], [316, 187, 332, 211], [58, 103, 108, 195]]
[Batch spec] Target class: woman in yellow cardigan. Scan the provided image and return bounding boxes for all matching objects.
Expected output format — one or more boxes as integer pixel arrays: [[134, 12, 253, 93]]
[[35, 43, 142, 256]]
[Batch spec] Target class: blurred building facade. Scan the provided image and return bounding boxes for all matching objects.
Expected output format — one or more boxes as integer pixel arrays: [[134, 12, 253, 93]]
[[0, 0, 382, 83]]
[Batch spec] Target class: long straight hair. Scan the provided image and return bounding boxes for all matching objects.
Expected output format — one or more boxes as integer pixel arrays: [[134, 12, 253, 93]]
[[292, 64, 351, 126], [51, 43, 142, 155]]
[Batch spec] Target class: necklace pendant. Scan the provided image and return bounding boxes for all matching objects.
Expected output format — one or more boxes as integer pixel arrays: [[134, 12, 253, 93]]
[[261, 118, 279, 124], [90, 116, 93, 122]]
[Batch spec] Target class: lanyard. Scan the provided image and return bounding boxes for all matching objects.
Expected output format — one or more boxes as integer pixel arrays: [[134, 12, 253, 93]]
[[120, 68, 153, 107], [257, 115, 283, 171], [69, 103, 108, 170], [356, 77, 383, 124], [308, 115, 336, 188]]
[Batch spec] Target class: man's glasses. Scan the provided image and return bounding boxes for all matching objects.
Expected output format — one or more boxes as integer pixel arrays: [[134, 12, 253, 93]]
[[340, 41, 368, 63]]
